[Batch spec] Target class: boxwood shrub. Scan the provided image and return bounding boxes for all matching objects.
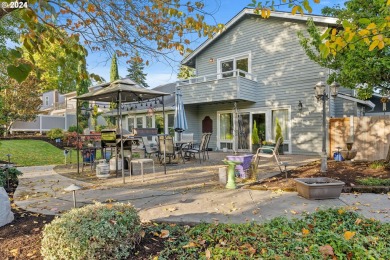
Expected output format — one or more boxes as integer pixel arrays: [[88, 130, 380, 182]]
[[41, 203, 142, 259]]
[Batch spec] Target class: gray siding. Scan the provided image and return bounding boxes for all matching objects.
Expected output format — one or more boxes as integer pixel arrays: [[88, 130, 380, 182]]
[[334, 88, 357, 117], [190, 15, 330, 154]]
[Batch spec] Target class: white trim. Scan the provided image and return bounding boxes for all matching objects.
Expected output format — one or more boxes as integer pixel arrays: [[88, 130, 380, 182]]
[[216, 106, 292, 153], [182, 8, 337, 66]]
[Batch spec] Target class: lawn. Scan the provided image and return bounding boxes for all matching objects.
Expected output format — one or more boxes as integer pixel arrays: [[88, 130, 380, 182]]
[[0, 140, 101, 166]]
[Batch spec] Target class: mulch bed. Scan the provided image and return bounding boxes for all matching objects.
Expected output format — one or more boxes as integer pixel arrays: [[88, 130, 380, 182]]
[[0, 180, 166, 259], [247, 160, 390, 193]]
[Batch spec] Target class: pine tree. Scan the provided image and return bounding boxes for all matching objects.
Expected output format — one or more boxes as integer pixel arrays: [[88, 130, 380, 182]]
[[110, 54, 119, 82], [126, 52, 149, 88]]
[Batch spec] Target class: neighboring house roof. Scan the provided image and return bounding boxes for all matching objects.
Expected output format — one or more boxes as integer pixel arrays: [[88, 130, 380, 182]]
[[182, 8, 338, 68], [338, 93, 375, 110]]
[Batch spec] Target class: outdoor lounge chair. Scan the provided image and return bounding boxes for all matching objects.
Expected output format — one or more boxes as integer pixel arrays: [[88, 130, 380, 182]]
[[252, 137, 283, 173]]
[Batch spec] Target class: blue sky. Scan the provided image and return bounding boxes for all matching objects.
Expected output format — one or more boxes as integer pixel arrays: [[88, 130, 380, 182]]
[[86, 0, 346, 88]]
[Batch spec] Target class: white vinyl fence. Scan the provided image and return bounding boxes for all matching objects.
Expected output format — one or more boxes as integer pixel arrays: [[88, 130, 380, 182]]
[[11, 114, 76, 134]]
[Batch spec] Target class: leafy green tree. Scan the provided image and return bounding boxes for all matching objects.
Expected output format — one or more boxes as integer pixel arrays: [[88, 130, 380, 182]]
[[298, 0, 389, 98], [110, 54, 119, 82], [2, 0, 223, 83], [0, 64, 42, 135], [249, 0, 390, 58], [126, 52, 149, 88]]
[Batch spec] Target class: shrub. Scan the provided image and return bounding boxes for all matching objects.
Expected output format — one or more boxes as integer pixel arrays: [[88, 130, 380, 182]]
[[252, 121, 260, 144], [68, 125, 83, 134], [0, 167, 23, 187], [46, 128, 64, 140], [95, 124, 106, 133], [275, 118, 283, 144], [356, 177, 390, 186], [41, 203, 143, 259]]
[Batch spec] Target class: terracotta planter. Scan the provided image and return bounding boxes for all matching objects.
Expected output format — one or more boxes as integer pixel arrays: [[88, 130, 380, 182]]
[[294, 177, 345, 200]]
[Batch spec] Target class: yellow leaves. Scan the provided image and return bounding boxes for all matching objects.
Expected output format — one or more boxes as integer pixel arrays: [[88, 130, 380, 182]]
[[260, 8, 271, 19], [205, 249, 211, 259], [302, 228, 310, 235], [366, 23, 377, 30], [387, 0, 390, 6], [182, 241, 198, 248], [338, 209, 345, 215], [9, 248, 19, 257], [355, 218, 362, 225], [314, 0, 321, 3], [87, 3, 96, 13], [358, 29, 370, 36], [292, 6, 299, 15], [369, 40, 379, 51], [344, 231, 356, 240]]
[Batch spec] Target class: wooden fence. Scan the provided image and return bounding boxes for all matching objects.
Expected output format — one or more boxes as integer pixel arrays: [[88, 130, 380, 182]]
[[329, 116, 390, 161]]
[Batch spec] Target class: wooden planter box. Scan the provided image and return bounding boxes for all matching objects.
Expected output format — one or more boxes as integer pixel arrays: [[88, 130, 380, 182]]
[[294, 177, 345, 200]]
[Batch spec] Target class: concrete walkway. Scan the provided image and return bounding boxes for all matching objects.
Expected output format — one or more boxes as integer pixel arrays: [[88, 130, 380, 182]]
[[14, 154, 390, 223]]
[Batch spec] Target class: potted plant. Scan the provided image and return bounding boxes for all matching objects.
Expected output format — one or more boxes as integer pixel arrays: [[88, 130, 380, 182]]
[[252, 121, 260, 153], [275, 118, 284, 155]]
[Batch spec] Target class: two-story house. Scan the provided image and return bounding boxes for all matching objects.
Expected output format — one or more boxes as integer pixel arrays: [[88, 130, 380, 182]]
[[175, 8, 373, 155]]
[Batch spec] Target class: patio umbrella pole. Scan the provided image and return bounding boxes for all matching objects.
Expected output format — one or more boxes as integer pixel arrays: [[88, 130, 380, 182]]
[[163, 96, 166, 175], [119, 92, 125, 184]]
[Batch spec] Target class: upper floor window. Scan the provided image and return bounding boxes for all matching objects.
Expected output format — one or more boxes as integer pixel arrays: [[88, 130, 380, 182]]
[[218, 52, 251, 78], [44, 96, 49, 106]]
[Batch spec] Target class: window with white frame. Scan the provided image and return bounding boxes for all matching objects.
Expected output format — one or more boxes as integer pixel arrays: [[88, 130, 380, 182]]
[[45, 96, 49, 106], [218, 52, 251, 78]]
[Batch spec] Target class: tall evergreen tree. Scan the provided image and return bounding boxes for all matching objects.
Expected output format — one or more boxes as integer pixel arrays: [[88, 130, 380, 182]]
[[110, 54, 119, 82], [126, 53, 149, 88]]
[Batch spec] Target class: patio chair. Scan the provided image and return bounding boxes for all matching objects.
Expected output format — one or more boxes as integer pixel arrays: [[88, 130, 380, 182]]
[[252, 137, 283, 174], [141, 137, 159, 159], [185, 133, 208, 163], [158, 136, 179, 164]]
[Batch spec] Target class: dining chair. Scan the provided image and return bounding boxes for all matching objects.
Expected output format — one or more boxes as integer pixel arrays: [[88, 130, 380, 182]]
[[158, 136, 179, 164], [141, 137, 159, 159], [185, 133, 208, 163]]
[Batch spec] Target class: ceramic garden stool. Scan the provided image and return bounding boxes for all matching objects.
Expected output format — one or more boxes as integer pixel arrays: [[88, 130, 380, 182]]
[[129, 158, 155, 182]]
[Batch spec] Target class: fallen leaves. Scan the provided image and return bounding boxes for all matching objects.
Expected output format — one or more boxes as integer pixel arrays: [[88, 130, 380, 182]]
[[319, 244, 334, 256], [344, 231, 356, 240]]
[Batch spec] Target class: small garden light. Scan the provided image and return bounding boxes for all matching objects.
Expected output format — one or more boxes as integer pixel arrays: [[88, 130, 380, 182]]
[[64, 184, 82, 208]]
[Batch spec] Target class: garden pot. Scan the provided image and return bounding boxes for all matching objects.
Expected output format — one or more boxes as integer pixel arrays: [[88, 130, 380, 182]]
[[294, 177, 345, 200]]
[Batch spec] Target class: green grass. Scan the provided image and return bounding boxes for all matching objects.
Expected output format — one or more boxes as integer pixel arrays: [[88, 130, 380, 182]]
[[153, 208, 389, 259], [0, 140, 101, 166]]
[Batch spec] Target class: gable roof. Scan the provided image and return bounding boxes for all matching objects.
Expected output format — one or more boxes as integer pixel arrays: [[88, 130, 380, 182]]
[[182, 8, 338, 67]]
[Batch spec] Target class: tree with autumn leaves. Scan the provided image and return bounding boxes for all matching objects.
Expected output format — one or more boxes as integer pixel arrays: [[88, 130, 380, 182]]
[[298, 0, 390, 99], [1, 0, 223, 83]]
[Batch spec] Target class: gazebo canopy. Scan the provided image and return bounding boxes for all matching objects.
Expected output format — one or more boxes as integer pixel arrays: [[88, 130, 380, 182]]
[[75, 78, 170, 102]]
